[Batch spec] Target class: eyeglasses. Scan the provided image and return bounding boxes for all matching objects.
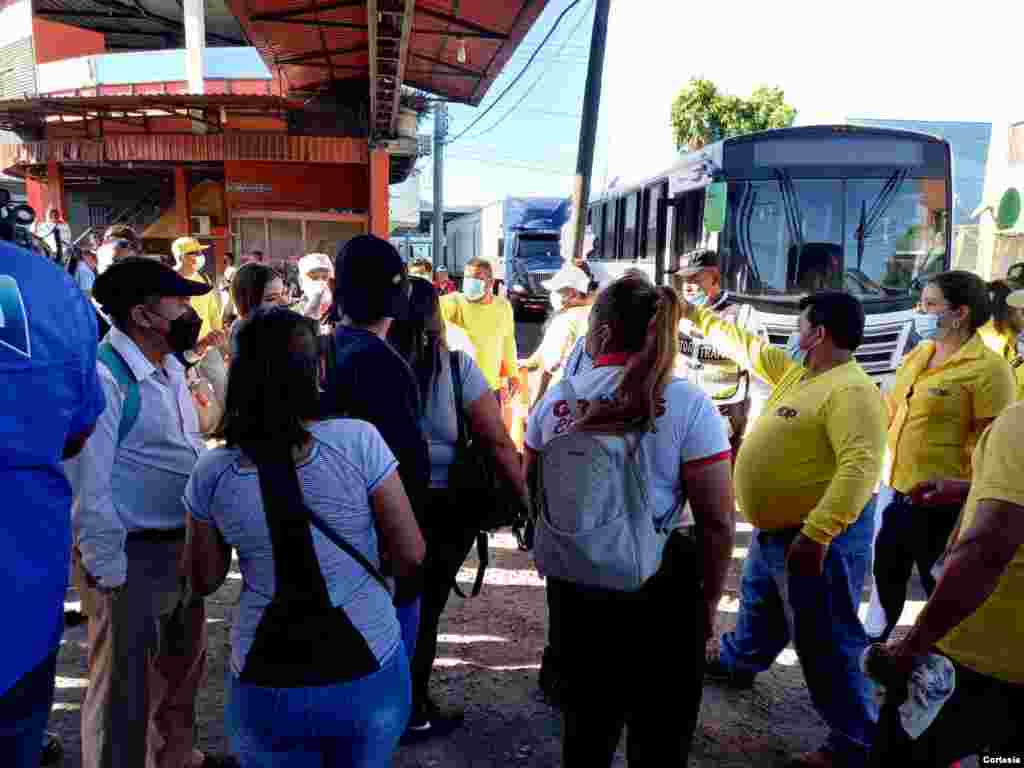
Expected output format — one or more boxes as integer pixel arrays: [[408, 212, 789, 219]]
[[915, 299, 951, 312]]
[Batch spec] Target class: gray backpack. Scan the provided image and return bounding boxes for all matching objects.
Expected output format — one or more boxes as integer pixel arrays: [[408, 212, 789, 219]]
[[532, 379, 671, 592]]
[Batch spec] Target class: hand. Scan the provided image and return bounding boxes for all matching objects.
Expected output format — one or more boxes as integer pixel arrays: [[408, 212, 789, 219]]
[[908, 479, 970, 508], [702, 600, 717, 642], [785, 533, 828, 580], [507, 377, 520, 399]]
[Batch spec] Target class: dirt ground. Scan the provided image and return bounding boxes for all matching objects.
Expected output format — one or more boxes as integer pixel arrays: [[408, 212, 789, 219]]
[[52, 523, 846, 768]]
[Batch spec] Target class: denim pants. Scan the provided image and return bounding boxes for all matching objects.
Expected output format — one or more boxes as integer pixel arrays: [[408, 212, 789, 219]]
[[0, 651, 57, 768], [719, 500, 878, 763], [396, 598, 421, 662], [227, 649, 411, 767]]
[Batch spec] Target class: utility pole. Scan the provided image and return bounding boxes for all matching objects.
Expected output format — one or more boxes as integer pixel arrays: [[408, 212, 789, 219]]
[[567, 0, 610, 262], [432, 101, 447, 266]]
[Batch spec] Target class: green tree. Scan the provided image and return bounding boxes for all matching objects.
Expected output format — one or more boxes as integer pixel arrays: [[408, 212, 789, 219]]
[[670, 79, 797, 151]]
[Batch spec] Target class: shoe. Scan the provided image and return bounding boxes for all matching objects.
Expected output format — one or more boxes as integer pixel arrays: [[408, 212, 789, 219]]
[[40, 732, 63, 767], [703, 655, 756, 689], [400, 698, 464, 745]]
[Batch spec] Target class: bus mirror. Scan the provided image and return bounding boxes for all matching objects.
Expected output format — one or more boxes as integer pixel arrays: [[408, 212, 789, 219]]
[[704, 182, 727, 233]]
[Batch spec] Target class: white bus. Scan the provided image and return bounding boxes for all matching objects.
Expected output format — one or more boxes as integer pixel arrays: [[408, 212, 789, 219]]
[[586, 125, 953, 386]]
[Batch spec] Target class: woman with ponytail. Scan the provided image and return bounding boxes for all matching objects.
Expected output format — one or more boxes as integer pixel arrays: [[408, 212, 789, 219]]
[[387, 277, 527, 739], [524, 275, 736, 767], [183, 307, 424, 765]]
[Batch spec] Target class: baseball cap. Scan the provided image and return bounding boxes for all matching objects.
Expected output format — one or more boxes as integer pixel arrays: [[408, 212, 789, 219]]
[[542, 264, 591, 294], [299, 252, 333, 277], [336, 235, 408, 321], [171, 236, 211, 260], [93, 256, 211, 314], [1007, 288, 1024, 310], [676, 249, 719, 278]]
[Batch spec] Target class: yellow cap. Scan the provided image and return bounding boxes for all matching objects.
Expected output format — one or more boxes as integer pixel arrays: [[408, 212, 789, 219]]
[[171, 236, 210, 259]]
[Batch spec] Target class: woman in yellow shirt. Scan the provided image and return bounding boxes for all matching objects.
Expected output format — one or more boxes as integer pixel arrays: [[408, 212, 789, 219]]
[[871, 271, 1015, 643], [979, 280, 1024, 400]]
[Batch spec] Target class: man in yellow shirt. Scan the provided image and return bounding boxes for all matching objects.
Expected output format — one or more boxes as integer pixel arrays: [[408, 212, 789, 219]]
[[440, 257, 518, 404], [173, 237, 227, 404], [686, 291, 886, 768], [867, 402, 1024, 764]]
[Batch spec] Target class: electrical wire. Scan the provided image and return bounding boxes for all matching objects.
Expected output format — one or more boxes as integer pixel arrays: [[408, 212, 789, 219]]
[[444, 0, 585, 145], [454, 0, 595, 144]]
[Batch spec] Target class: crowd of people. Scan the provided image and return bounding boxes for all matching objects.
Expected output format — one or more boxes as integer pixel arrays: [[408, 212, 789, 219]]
[[2, 222, 1023, 768]]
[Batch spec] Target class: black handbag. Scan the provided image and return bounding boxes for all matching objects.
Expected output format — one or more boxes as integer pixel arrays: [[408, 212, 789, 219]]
[[448, 351, 527, 596]]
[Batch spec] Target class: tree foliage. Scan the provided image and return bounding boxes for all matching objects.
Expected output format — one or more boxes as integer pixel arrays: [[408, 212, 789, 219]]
[[670, 79, 797, 151]]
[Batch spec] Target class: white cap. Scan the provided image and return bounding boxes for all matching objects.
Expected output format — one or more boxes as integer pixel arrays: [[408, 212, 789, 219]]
[[298, 252, 333, 277], [1007, 289, 1024, 310], [542, 264, 591, 294]]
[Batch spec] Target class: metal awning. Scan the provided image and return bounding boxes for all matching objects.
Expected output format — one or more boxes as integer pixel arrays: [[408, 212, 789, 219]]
[[33, 0, 248, 50]]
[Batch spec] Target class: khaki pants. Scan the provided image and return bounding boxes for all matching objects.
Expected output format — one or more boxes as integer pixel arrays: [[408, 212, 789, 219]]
[[76, 537, 207, 768]]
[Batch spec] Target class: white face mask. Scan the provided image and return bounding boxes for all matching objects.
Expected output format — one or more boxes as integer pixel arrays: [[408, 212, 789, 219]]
[[193, 254, 206, 273], [301, 276, 327, 298], [96, 243, 116, 274], [549, 292, 564, 312]]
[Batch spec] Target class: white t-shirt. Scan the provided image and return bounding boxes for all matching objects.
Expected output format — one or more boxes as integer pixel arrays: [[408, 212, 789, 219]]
[[536, 305, 592, 375], [445, 323, 477, 359], [526, 364, 730, 527]]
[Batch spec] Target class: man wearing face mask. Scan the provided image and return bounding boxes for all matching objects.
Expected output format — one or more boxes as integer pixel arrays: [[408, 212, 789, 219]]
[[440, 258, 518, 409], [683, 290, 887, 768], [67, 258, 218, 768], [517, 264, 593, 405], [297, 252, 334, 325], [676, 249, 766, 457], [173, 237, 228, 406]]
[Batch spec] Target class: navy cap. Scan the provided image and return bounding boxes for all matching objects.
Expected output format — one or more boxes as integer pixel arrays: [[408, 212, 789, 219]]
[[336, 235, 409, 321], [676, 249, 720, 277], [93, 256, 210, 313]]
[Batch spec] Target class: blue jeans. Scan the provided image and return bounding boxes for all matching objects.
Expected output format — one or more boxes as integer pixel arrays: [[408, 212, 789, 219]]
[[720, 500, 878, 764], [0, 651, 57, 768], [227, 648, 411, 767], [395, 597, 421, 662]]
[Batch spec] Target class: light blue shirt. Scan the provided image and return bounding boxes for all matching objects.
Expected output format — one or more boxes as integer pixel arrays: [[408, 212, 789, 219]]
[[421, 350, 490, 487], [74, 260, 96, 295], [68, 327, 204, 587], [0, 242, 105, 694], [562, 336, 594, 378], [185, 420, 401, 675]]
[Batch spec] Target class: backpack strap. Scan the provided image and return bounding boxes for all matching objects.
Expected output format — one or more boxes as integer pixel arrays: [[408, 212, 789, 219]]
[[97, 341, 140, 445], [562, 377, 579, 416], [449, 350, 488, 599]]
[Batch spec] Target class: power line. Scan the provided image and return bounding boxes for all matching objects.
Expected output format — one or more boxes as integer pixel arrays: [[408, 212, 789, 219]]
[[455, 0, 595, 144], [444, 154, 576, 175], [445, 0, 585, 146]]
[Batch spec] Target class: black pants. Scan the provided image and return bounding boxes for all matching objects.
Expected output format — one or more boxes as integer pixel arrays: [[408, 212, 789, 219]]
[[410, 488, 479, 706], [552, 531, 705, 767], [872, 495, 960, 642], [869, 659, 1024, 767]]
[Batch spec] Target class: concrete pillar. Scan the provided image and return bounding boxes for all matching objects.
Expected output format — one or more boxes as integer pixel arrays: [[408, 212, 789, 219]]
[[183, 0, 206, 95], [174, 167, 191, 237], [369, 148, 390, 238]]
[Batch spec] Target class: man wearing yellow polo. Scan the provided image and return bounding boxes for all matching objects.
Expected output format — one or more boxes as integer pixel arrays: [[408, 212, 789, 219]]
[[869, 272, 1015, 643], [687, 290, 886, 768], [173, 237, 228, 404], [867, 402, 1024, 763]]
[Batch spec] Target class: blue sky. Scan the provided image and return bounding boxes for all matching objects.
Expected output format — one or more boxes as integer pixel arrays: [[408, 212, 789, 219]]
[[425, 0, 1023, 207]]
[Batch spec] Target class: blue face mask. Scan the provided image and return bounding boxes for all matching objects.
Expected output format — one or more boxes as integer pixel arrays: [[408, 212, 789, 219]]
[[463, 277, 487, 301], [689, 289, 709, 308], [784, 332, 807, 366], [914, 311, 944, 341]]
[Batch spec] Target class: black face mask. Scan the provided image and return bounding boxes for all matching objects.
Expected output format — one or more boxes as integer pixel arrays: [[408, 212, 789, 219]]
[[152, 306, 203, 354]]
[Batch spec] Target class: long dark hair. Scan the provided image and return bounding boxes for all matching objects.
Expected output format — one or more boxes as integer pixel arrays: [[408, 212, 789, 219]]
[[215, 307, 320, 459], [387, 277, 446, 400], [928, 270, 991, 334], [576, 275, 682, 435], [231, 263, 277, 319], [989, 280, 1013, 336]]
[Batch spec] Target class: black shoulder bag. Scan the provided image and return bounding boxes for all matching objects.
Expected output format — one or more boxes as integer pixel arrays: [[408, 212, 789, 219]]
[[448, 351, 527, 597]]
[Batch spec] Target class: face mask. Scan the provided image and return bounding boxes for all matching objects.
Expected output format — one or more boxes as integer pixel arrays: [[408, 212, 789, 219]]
[[914, 311, 946, 341], [1016, 333, 1024, 358], [300, 276, 327, 299], [151, 306, 203, 354], [689, 288, 709, 308], [463, 277, 487, 301], [549, 292, 564, 312], [784, 333, 808, 366], [97, 243, 116, 274]]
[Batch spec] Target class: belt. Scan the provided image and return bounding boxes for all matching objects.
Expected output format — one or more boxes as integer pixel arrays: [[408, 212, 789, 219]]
[[126, 527, 187, 543]]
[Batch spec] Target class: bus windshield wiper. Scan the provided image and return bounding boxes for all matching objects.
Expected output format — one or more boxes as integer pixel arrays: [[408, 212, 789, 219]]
[[855, 170, 908, 270]]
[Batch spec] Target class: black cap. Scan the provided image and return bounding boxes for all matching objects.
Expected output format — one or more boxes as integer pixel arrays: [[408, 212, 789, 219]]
[[93, 256, 210, 314], [336, 235, 408, 321], [676, 249, 719, 277]]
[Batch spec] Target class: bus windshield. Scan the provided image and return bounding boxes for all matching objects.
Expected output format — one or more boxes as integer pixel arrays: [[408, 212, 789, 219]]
[[720, 172, 948, 299], [515, 234, 562, 270]]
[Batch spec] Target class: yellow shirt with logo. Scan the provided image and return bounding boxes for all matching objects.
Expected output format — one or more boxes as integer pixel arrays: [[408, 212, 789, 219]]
[[936, 402, 1024, 683], [692, 308, 886, 545], [440, 293, 517, 390], [186, 273, 224, 340], [884, 334, 1015, 494], [979, 319, 1024, 401]]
